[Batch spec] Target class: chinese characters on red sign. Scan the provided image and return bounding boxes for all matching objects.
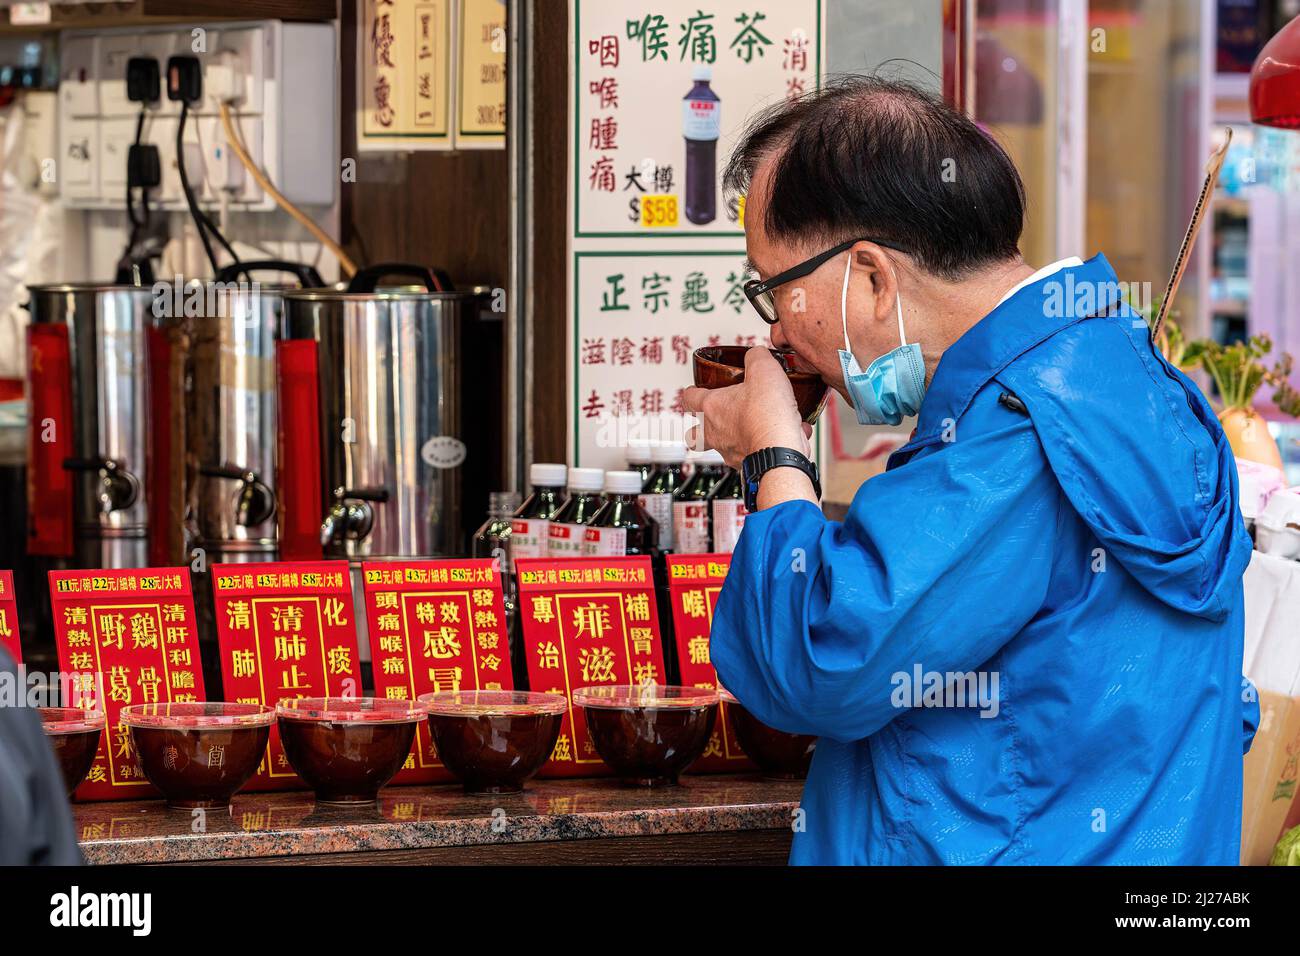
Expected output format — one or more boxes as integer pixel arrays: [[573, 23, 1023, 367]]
[[50, 568, 206, 801], [361, 559, 514, 784], [212, 561, 360, 791], [665, 553, 753, 771], [0, 570, 21, 664], [516, 556, 667, 777]]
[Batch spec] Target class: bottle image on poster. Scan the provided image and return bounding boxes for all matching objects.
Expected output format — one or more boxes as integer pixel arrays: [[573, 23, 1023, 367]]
[[683, 65, 720, 225]]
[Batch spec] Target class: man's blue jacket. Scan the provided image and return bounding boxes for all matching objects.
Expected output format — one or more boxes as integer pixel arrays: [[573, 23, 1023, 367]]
[[712, 254, 1258, 864]]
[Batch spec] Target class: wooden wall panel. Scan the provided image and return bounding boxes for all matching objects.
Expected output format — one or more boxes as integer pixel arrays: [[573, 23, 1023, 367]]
[[527, 0, 569, 465]]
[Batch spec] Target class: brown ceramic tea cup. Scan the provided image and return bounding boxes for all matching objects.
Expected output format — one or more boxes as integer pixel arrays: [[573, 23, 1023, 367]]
[[692, 346, 830, 424], [121, 702, 273, 809], [420, 690, 566, 794], [574, 685, 718, 787], [276, 697, 424, 805], [39, 707, 104, 797], [719, 690, 816, 780]]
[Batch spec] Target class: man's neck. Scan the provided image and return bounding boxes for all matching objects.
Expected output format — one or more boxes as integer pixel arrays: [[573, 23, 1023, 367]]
[[915, 257, 1036, 384]]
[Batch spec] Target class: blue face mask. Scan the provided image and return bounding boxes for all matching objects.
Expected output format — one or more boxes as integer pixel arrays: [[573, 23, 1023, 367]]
[[836, 253, 927, 426]]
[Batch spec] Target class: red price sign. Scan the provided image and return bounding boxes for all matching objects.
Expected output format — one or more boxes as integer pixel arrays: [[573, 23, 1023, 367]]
[[0, 570, 21, 664], [665, 554, 753, 773], [49, 568, 206, 801], [212, 561, 360, 791], [361, 559, 514, 784], [516, 556, 667, 778]]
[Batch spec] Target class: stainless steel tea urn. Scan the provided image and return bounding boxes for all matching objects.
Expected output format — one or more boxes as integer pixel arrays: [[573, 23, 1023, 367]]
[[189, 261, 324, 564], [280, 263, 480, 562], [25, 283, 162, 569]]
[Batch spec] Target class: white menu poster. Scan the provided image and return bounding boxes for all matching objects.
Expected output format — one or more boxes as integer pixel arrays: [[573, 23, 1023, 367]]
[[568, 0, 823, 468]]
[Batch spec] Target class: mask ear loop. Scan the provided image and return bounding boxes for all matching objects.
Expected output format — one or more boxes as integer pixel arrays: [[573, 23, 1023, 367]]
[[890, 262, 906, 348], [844, 251, 909, 356], [839, 251, 854, 355]]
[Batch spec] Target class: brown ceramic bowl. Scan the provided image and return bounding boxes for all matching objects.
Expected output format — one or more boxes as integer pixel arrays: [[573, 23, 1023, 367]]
[[574, 685, 718, 787], [39, 707, 104, 797], [276, 697, 424, 805], [720, 690, 816, 780], [420, 690, 566, 794], [692, 346, 831, 424], [121, 702, 273, 809]]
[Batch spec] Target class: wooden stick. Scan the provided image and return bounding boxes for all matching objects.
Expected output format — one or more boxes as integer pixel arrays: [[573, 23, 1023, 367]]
[[1152, 129, 1233, 341]]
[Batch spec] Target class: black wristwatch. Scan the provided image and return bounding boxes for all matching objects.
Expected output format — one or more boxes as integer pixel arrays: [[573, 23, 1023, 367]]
[[741, 447, 821, 512]]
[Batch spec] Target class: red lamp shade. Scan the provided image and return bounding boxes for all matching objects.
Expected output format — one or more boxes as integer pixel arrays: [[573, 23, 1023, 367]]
[[1250, 14, 1300, 129]]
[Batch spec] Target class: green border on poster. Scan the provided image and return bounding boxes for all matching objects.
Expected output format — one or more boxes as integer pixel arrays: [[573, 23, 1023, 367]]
[[572, 0, 823, 240]]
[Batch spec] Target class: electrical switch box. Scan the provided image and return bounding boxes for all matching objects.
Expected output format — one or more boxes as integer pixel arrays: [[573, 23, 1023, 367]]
[[57, 20, 337, 211]]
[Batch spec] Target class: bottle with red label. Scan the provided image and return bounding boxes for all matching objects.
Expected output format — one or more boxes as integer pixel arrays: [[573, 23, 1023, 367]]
[[583, 470, 658, 556], [708, 467, 749, 553], [546, 467, 605, 556], [639, 440, 686, 552], [673, 450, 727, 554], [510, 463, 567, 560], [683, 65, 720, 225]]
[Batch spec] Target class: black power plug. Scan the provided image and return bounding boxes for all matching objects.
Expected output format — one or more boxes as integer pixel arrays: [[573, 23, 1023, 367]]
[[127, 144, 161, 189], [166, 55, 202, 104], [125, 57, 160, 104]]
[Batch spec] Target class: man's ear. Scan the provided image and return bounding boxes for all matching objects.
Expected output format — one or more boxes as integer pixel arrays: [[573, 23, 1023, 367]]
[[852, 243, 899, 324]]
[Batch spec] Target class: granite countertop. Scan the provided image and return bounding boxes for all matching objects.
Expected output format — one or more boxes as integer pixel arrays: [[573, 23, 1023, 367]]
[[73, 774, 803, 864]]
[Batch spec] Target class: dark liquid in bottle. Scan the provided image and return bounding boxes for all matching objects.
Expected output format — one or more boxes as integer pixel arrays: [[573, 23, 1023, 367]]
[[277, 718, 417, 804], [47, 728, 101, 797], [427, 710, 563, 794], [708, 468, 749, 554], [673, 462, 728, 553], [641, 462, 684, 552], [582, 703, 717, 787], [130, 724, 270, 809], [548, 490, 607, 556], [685, 139, 717, 224], [585, 493, 659, 556]]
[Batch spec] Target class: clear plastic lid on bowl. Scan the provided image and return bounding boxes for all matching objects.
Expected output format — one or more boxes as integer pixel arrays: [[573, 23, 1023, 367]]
[[120, 702, 274, 729], [572, 685, 719, 710], [39, 707, 105, 734], [419, 690, 568, 717], [276, 696, 425, 724]]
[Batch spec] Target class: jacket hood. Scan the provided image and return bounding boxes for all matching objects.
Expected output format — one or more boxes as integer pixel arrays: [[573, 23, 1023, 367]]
[[912, 255, 1253, 622], [999, 264, 1252, 620]]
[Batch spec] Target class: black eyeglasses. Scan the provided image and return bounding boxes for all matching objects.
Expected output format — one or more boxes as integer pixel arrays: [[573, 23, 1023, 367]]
[[743, 236, 911, 325]]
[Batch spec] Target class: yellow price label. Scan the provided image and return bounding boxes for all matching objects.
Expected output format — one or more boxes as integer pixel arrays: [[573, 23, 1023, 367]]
[[641, 194, 679, 228], [738, 194, 746, 228]]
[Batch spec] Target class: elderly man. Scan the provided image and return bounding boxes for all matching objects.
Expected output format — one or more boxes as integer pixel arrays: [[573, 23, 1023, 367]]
[[683, 77, 1255, 865]]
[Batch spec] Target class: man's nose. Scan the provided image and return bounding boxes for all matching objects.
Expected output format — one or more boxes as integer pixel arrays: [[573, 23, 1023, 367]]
[[770, 322, 790, 349]]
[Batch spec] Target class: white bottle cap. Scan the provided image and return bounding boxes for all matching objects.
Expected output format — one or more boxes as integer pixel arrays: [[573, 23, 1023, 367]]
[[691, 65, 713, 82], [626, 439, 654, 464], [567, 467, 605, 493], [605, 470, 644, 495], [688, 449, 725, 466], [652, 441, 688, 464], [529, 463, 567, 487]]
